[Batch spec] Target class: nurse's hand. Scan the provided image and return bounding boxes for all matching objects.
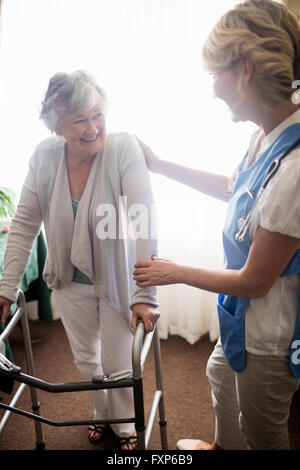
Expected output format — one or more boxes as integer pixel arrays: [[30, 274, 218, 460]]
[[131, 303, 160, 334], [136, 138, 162, 174], [0, 296, 13, 325], [134, 256, 179, 287]]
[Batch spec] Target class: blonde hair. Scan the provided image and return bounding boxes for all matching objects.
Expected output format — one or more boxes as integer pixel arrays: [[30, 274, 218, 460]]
[[202, 0, 300, 105]]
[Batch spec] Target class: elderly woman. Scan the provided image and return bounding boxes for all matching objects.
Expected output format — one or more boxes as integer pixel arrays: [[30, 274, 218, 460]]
[[0, 70, 159, 450], [134, 0, 300, 450]]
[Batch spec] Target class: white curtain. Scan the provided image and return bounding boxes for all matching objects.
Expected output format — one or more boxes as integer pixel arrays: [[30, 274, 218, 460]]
[[0, 0, 256, 344]]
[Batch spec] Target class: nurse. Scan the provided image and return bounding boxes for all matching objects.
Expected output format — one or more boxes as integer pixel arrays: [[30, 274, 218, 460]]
[[134, 0, 300, 450]]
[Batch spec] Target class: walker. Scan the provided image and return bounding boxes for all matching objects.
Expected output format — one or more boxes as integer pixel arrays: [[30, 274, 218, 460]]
[[0, 291, 168, 450]]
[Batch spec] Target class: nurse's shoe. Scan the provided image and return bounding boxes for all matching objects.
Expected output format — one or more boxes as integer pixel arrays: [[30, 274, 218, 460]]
[[176, 439, 222, 450]]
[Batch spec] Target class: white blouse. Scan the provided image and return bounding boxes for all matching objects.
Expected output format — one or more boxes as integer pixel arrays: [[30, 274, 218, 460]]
[[244, 109, 300, 356]]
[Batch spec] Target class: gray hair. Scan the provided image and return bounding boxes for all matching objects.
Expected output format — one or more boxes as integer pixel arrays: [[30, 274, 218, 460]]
[[40, 70, 107, 132]]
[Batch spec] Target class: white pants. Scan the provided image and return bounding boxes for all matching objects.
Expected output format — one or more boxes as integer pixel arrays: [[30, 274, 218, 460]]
[[52, 282, 135, 437], [207, 338, 300, 450]]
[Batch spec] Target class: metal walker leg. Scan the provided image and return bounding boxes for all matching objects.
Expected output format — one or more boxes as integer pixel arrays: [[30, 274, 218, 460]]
[[132, 319, 168, 450], [153, 327, 168, 449], [0, 292, 45, 449], [19, 294, 45, 449]]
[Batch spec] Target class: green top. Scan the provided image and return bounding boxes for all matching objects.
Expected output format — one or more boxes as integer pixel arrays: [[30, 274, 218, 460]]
[[71, 197, 93, 285], [0, 228, 53, 365]]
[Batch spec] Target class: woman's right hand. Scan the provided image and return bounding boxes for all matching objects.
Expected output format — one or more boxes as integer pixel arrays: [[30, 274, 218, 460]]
[[0, 296, 13, 325], [136, 137, 161, 173]]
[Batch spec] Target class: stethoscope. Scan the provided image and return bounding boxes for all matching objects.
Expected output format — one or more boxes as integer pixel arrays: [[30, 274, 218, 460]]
[[235, 135, 300, 242]]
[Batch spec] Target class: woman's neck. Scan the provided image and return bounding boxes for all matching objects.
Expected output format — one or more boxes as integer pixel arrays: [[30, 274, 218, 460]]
[[65, 144, 96, 167], [257, 102, 300, 136]]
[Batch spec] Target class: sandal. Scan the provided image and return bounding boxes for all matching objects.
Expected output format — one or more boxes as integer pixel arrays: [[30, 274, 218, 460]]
[[119, 435, 138, 450], [88, 424, 108, 444]]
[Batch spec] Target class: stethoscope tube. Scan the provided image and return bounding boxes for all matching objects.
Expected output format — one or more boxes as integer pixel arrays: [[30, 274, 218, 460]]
[[235, 135, 300, 242]]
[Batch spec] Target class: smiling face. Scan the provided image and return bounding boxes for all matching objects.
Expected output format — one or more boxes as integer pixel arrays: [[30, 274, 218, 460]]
[[56, 102, 106, 158], [212, 67, 246, 122], [211, 57, 256, 123]]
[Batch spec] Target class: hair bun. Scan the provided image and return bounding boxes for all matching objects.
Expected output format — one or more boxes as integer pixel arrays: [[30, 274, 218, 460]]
[[44, 72, 67, 102]]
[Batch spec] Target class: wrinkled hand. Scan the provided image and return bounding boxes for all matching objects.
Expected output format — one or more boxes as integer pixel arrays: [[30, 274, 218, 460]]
[[134, 256, 179, 287], [131, 303, 160, 334], [136, 137, 161, 173], [0, 296, 13, 325]]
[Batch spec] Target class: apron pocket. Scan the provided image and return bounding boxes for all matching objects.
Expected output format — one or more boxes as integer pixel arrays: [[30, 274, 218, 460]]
[[217, 296, 247, 372]]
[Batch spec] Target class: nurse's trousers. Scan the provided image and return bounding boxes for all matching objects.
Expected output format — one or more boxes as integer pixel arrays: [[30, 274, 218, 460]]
[[52, 282, 135, 438], [207, 338, 300, 450]]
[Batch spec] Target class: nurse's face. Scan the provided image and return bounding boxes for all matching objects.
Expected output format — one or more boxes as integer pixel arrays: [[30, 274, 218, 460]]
[[211, 59, 252, 122]]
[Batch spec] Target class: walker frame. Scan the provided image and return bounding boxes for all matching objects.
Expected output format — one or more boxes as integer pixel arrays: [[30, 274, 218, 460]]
[[0, 291, 168, 450]]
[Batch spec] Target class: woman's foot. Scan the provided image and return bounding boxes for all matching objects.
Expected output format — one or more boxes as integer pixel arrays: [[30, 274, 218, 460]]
[[176, 439, 222, 450], [119, 429, 138, 450], [88, 424, 108, 443]]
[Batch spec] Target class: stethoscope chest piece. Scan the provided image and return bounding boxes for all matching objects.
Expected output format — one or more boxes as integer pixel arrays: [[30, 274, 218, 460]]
[[237, 217, 246, 232]]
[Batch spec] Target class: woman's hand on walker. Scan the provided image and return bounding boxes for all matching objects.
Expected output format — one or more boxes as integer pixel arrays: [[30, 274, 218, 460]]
[[0, 296, 13, 325], [134, 256, 179, 287], [131, 303, 160, 334]]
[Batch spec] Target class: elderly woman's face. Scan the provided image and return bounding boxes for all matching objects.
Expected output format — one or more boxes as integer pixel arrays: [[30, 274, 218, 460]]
[[56, 102, 106, 157]]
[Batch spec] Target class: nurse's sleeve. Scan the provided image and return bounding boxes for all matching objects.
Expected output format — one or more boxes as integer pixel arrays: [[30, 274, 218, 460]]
[[258, 149, 300, 239], [118, 134, 159, 309]]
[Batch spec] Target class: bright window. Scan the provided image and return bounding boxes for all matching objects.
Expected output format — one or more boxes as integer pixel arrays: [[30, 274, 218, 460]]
[[0, 0, 256, 343]]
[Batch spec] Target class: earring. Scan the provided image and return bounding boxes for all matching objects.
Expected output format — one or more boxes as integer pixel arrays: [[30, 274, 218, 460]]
[[292, 88, 300, 105], [292, 80, 300, 105]]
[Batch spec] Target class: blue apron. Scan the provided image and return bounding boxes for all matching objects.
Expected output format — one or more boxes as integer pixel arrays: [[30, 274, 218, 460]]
[[218, 123, 300, 377]]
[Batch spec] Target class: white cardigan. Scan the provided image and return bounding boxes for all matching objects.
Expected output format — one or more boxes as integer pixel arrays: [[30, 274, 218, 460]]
[[0, 132, 158, 322]]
